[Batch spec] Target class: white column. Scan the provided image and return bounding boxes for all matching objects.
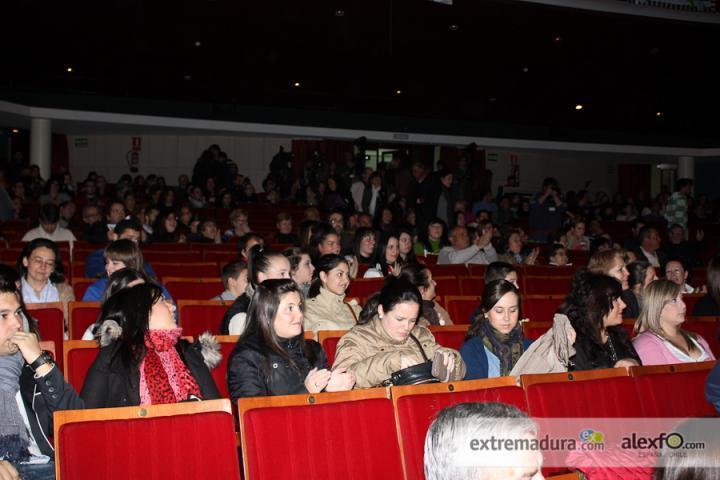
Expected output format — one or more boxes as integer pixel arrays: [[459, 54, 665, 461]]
[[30, 118, 52, 180], [678, 156, 694, 180]]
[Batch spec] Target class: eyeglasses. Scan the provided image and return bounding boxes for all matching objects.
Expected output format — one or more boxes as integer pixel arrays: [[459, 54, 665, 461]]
[[665, 269, 683, 276], [30, 257, 55, 269]]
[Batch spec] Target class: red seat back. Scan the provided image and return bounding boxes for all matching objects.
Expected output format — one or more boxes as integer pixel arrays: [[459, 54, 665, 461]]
[[177, 301, 229, 338], [153, 262, 220, 278], [28, 304, 65, 370], [444, 297, 478, 325], [459, 276, 484, 296], [72, 279, 93, 299], [632, 366, 716, 417], [69, 302, 101, 340], [213, 337, 239, 399], [429, 327, 468, 351], [683, 294, 703, 314], [433, 276, 461, 296], [523, 296, 564, 323], [683, 320, 720, 357], [165, 279, 225, 301], [56, 409, 240, 480], [65, 345, 99, 393], [321, 336, 342, 367], [142, 251, 203, 263], [428, 264, 469, 277], [346, 278, 384, 299], [393, 380, 528, 480], [522, 321, 551, 341], [241, 396, 403, 480], [523, 276, 572, 295]]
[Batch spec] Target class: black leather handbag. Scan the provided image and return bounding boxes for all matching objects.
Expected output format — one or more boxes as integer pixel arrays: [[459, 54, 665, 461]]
[[385, 334, 440, 386]]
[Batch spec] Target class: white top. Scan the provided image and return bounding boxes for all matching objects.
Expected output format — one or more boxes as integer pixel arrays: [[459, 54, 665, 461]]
[[228, 313, 248, 336], [21, 278, 60, 304], [662, 335, 711, 363], [15, 391, 51, 464], [640, 247, 660, 268], [22, 225, 76, 246], [437, 243, 498, 265]]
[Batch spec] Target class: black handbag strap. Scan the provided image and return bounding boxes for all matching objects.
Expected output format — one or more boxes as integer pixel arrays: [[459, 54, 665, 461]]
[[408, 333, 430, 362]]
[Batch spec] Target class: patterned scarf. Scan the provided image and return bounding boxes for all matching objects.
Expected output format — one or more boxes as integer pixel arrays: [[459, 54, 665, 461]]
[[139, 329, 201, 405], [0, 352, 31, 463], [478, 319, 525, 376]]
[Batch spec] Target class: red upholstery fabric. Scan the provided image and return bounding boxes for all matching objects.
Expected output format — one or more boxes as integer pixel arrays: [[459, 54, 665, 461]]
[[433, 277, 461, 296], [522, 322, 551, 341], [683, 321, 720, 357], [523, 277, 572, 295], [355, 264, 369, 278], [522, 266, 576, 276], [459, 276, 484, 296], [178, 304, 229, 338], [526, 377, 644, 417], [322, 337, 341, 367], [346, 279, 384, 299], [72, 281, 92, 300], [153, 263, 220, 278], [467, 264, 487, 276], [523, 297, 564, 323], [30, 308, 65, 370], [70, 305, 101, 340], [634, 370, 716, 417], [57, 411, 240, 480], [431, 330, 467, 350], [445, 299, 477, 325], [66, 347, 99, 393], [428, 264, 469, 277], [165, 281, 224, 301], [243, 398, 403, 480], [203, 251, 240, 264], [143, 251, 203, 263], [213, 341, 237, 399], [395, 386, 528, 480], [682, 295, 702, 314]]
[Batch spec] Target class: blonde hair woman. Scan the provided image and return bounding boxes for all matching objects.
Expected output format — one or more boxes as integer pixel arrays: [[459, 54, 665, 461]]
[[633, 279, 715, 365]]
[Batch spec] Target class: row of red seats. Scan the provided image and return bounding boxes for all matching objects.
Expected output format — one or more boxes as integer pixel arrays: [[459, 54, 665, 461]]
[[53, 361, 715, 480]]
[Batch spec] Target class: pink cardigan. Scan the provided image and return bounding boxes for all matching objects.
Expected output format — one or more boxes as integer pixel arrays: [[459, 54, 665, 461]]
[[633, 331, 716, 366]]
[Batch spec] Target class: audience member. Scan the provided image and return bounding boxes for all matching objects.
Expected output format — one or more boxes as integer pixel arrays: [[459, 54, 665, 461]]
[[565, 218, 589, 251], [662, 223, 704, 269], [85, 219, 156, 279], [399, 264, 453, 327], [226, 279, 354, 400], [560, 272, 640, 370], [237, 232, 264, 261], [282, 247, 315, 298], [81, 283, 221, 408], [364, 232, 401, 278], [547, 244, 570, 266], [17, 239, 73, 309], [304, 254, 360, 335], [220, 246, 291, 335], [624, 260, 656, 318], [665, 258, 703, 294], [528, 177, 565, 242], [223, 209, 252, 240], [0, 274, 83, 480], [333, 278, 466, 388], [274, 212, 300, 245], [397, 226, 417, 267], [438, 225, 497, 265], [21, 203, 77, 245], [462, 280, 529, 379], [212, 260, 248, 302], [424, 403, 543, 480], [663, 178, 693, 228], [497, 228, 538, 265], [633, 226, 665, 268], [633, 279, 715, 365], [308, 222, 341, 266]]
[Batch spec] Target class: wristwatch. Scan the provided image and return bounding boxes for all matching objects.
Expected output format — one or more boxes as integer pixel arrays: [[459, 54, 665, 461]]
[[29, 352, 54, 373]]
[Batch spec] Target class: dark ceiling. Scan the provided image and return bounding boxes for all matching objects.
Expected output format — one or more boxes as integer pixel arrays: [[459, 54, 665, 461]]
[[3, 0, 720, 145]]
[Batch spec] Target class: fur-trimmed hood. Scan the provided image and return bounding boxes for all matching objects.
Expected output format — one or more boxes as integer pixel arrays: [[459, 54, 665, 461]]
[[96, 320, 222, 370]]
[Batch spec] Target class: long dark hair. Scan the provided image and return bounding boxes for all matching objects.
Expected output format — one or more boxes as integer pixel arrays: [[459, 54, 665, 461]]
[[352, 227, 376, 261], [559, 271, 635, 367], [369, 231, 399, 277], [420, 218, 449, 252], [707, 255, 720, 310], [307, 254, 349, 299], [0, 264, 38, 336], [398, 263, 432, 291], [308, 222, 337, 265], [239, 278, 317, 370], [358, 277, 422, 325], [468, 280, 521, 339], [17, 238, 66, 284], [103, 283, 164, 368], [396, 225, 417, 266], [152, 211, 180, 243]]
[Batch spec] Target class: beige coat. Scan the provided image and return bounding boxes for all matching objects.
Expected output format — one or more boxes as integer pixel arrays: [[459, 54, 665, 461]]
[[333, 317, 466, 388], [303, 287, 361, 336], [509, 314, 576, 378]]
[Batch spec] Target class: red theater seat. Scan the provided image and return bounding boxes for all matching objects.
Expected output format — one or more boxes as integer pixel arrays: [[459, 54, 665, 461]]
[[346, 278, 384, 299], [433, 276, 462, 296], [683, 317, 720, 357], [54, 399, 240, 480], [177, 300, 230, 338], [63, 340, 99, 393], [238, 389, 403, 480], [142, 250, 203, 263], [318, 330, 346, 367], [523, 276, 572, 295], [429, 264, 469, 277], [153, 262, 220, 278], [164, 277, 225, 301], [522, 368, 641, 418], [27, 302, 65, 370], [391, 378, 528, 480], [630, 362, 716, 417], [203, 251, 239, 264], [71, 278, 94, 300], [429, 325, 470, 350], [522, 321, 551, 340], [523, 295, 564, 323], [68, 301, 101, 340], [213, 335, 240, 399], [683, 294, 703, 314], [459, 276, 484, 295], [444, 296, 479, 325]]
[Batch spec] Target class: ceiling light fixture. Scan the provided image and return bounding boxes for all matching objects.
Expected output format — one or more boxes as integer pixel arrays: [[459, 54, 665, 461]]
[[11, 128, 20, 134], [66, 66, 73, 73], [194, 41, 202, 47], [184, 75, 192, 81], [394, 89, 403, 95], [292, 81, 301, 88], [335, 9, 345, 17], [553, 35, 563, 43], [575, 104, 584, 110], [449, 24, 459, 31], [656, 111, 664, 117]]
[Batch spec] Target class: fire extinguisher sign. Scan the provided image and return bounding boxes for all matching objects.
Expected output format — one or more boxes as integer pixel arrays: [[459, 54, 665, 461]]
[[127, 137, 142, 173], [132, 137, 142, 152]]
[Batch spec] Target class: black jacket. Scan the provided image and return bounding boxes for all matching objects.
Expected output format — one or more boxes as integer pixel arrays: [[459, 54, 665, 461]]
[[220, 293, 251, 335], [80, 339, 220, 408], [570, 326, 641, 371], [227, 332, 327, 403], [19, 364, 84, 457]]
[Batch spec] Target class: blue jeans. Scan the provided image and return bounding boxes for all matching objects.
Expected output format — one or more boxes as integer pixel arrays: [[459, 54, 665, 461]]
[[16, 462, 55, 480]]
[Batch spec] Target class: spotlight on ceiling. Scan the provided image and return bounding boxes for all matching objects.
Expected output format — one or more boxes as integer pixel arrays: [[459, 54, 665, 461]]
[[335, 9, 345, 16], [656, 111, 664, 117], [394, 89, 403, 96], [11, 128, 20, 134], [429, 0, 453, 4], [65, 66, 73, 73], [553, 35, 563, 44], [194, 41, 202, 47], [292, 81, 301, 88], [575, 104, 584, 111], [449, 24, 459, 31]]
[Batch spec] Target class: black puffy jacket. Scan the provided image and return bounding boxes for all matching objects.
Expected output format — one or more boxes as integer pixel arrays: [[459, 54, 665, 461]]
[[227, 332, 327, 403]]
